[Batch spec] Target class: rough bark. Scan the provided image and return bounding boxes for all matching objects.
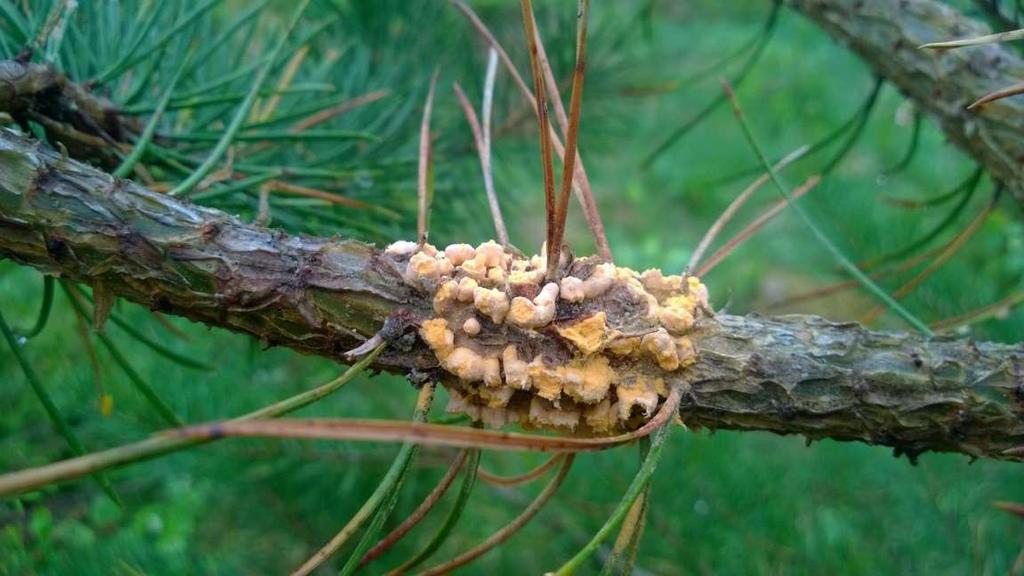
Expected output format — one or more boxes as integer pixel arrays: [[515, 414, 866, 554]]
[[0, 56, 136, 167], [787, 0, 1024, 206], [0, 128, 1022, 461]]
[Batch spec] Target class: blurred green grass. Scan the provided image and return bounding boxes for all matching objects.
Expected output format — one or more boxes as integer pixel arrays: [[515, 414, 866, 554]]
[[2, 1, 1023, 574]]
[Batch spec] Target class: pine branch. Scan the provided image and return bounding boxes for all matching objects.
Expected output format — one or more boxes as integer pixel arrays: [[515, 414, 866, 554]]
[[0, 128, 1021, 462], [0, 57, 138, 166], [787, 0, 1024, 207]]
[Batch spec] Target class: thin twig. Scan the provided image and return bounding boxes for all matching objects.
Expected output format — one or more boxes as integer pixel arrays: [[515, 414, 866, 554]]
[[180, 383, 686, 453], [417, 70, 440, 245], [177, 418, 639, 452], [0, 375, 684, 499], [0, 345, 385, 498]]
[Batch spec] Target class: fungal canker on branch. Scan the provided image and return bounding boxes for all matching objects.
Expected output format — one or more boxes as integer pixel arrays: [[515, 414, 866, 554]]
[[385, 239, 711, 436]]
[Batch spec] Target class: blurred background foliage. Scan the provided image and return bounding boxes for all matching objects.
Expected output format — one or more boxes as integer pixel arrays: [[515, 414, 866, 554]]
[[1, 0, 1022, 574]]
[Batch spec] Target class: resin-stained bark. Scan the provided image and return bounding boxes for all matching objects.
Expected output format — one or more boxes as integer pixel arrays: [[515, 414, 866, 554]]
[[0, 129, 1021, 460]]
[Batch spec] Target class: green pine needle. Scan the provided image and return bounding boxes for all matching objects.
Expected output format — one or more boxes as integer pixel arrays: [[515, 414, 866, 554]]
[[721, 82, 935, 336], [121, 84, 333, 115], [552, 424, 670, 575], [641, 0, 779, 168], [93, 0, 217, 84], [61, 284, 184, 427], [105, 311, 211, 371], [0, 308, 122, 506], [187, 0, 271, 79], [169, 0, 312, 197], [0, 344, 386, 498], [164, 128, 379, 143], [385, 448, 482, 574], [21, 275, 54, 339], [292, 383, 435, 576], [0, 0, 30, 44], [114, 47, 194, 178]]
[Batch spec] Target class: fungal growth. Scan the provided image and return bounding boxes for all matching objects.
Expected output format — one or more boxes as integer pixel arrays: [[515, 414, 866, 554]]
[[385, 240, 712, 436]]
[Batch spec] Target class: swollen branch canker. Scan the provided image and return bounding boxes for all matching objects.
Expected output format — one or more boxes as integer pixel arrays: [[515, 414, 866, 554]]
[[0, 129, 1021, 460], [388, 239, 709, 434]]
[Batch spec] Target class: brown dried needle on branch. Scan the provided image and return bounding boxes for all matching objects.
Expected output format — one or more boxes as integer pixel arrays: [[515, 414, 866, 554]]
[[549, 0, 591, 280], [519, 0, 559, 268], [452, 81, 509, 245], [451, 0, 612, 260], [417, 70, 440, 246]]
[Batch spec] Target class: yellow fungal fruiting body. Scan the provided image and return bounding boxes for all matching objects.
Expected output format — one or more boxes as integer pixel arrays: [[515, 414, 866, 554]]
[[507, 282, 559, 328], [462, 317, 481, 336], [473, 286, 510, 324], [389, 241, 711, 436], [555, 312, 609, 355]]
